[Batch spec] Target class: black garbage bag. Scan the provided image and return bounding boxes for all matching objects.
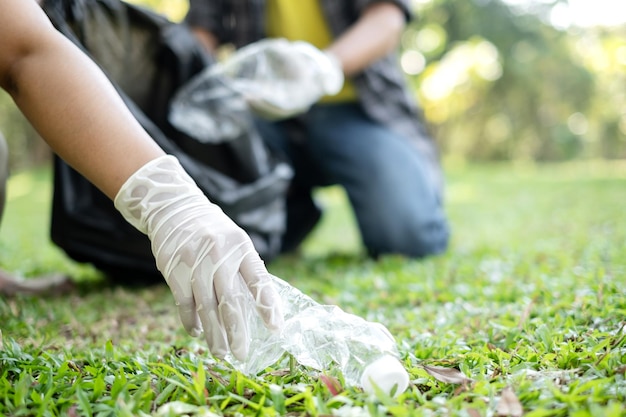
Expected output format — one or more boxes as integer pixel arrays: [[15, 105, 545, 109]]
[[42, 0, 292, 283]]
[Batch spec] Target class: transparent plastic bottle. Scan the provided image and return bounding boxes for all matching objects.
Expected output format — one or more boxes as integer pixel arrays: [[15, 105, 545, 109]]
[[225, 275, 410, 397]]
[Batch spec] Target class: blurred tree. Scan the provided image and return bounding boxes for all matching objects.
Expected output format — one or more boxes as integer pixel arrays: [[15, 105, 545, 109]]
[[403, 0, 625, 161], [571, 27, 626, 159]]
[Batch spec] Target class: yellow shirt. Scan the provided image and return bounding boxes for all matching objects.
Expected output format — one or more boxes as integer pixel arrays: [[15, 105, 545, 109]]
[[265, 0, 357, 103]]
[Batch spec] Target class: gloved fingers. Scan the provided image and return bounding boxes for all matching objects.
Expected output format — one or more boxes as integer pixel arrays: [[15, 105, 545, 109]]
[[238, 247, 285, 331], [177, 301, 203, 338], [167, 275, 202, 337], [198, 304, 229, 359], [216, 274, 251, 361], [209, 240, 254, 361], [292, 42, 344, 95], [191, 252, 230, 359], [318, 51, 344, 95], [285, 41, 344, 95]]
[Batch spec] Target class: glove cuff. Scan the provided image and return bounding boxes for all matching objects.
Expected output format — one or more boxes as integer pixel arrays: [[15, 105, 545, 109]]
[[113, 155, 204, 235]]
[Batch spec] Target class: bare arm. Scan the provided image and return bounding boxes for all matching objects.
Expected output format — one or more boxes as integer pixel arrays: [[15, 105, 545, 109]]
[[0, 0, 164, 199], [0, 0, 286, 351], [326, 2, 406, 76]]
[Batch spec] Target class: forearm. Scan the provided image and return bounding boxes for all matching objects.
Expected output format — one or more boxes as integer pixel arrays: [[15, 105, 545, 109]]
[[3, 14, 163, 199], [326, 2, 406, 76]]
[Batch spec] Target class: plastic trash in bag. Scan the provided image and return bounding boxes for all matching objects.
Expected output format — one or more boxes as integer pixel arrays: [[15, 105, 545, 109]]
[[170, 38, 344, 123], [224, 275, 410, 397], [168, 71, 255, 144]]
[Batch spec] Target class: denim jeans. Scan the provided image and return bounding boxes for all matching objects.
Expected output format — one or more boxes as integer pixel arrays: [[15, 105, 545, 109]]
[[254, 103, 450, 258]]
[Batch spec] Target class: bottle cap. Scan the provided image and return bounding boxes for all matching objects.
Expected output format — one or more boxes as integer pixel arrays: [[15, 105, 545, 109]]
[[360, 355, 410, 397]]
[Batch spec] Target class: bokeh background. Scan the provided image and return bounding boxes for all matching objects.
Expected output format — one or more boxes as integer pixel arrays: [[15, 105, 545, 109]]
[[1, 0, 625, 171]]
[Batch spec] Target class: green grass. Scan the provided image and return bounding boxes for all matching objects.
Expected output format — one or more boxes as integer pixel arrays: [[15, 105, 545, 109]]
[[1, 160, 625, 416]]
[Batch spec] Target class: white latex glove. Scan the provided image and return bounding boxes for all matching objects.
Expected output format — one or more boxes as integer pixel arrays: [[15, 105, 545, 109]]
[[114, 155, 284, 360], [216, 38, 344, 120]]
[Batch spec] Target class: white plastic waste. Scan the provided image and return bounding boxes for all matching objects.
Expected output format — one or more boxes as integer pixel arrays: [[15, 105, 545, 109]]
[[225, 275, 410, 397], [169, 38, 344, 132]]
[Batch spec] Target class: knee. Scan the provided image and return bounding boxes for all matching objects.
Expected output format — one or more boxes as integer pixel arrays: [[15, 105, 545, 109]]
[[363, 215, 450, 259], [406, 220, 450, 258]]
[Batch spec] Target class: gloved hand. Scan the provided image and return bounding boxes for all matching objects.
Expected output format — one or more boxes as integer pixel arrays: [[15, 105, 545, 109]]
[[216, 38, 344, 120], [114, 155, 284, 360]]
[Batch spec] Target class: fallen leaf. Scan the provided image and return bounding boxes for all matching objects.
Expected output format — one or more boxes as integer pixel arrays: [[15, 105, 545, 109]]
[[67, 405, 80, 417], [495, 386, 523, 417], [453, 384, 470, 396], [422, 365, 473, 385], [467, 408, 483, 417]]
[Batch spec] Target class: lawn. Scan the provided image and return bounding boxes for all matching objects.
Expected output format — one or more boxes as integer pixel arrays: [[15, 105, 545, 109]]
[[1, 160, 625, 416]]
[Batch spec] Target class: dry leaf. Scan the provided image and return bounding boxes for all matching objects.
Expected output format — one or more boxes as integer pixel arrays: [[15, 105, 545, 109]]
[[422, 365, 473, 385], [467, 408, 483, 417], [67, 405, 80, 417], [518, 298, 535, 328], [495, 386, 523, 417]]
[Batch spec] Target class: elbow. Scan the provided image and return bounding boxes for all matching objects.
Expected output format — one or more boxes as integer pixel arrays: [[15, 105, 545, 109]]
[[363, 2, 407, 50], [385, 5, 407, 45], [384, 3, 407, 34]]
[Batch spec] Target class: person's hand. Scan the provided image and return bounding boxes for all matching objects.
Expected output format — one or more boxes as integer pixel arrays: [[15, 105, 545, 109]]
[[216, 38, 344, 120], [114, 155, 284, 360]]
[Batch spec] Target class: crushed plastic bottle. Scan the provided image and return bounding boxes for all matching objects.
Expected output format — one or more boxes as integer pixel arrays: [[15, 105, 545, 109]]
[[225, 275, 410, 397]]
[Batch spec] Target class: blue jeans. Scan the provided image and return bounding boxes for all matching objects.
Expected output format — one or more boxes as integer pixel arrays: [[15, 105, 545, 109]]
[[254, 103, 449, 258]]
